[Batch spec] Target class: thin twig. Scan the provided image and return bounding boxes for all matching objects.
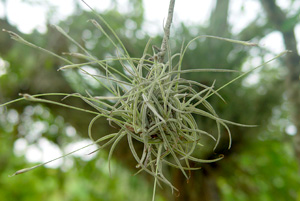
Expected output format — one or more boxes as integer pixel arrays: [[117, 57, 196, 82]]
[[158, 0, 176, 62]]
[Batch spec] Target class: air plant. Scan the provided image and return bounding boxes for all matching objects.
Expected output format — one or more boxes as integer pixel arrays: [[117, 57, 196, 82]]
[[0, 0, 288, 200]]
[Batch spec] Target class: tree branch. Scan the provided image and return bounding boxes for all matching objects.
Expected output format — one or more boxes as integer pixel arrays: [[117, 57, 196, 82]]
[[158, 0, 176, 62], [260, 0, 300, 79]]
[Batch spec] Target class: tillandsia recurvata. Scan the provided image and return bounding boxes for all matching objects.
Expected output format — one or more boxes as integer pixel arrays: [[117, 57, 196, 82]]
[[1, 0, 289, 200]]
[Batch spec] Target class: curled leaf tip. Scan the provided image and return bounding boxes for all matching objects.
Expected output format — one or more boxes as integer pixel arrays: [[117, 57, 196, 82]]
[[19, 93, 35, 100], [89, 19, 100, 27], [3, 30, 25, 42], [9, 168, 31, 177], [248, 42, 258, 46], [57, 65, 71, 71], [58, 65, 72, 70], [87, 149, 100, 155], [175, 191, 180, 197]]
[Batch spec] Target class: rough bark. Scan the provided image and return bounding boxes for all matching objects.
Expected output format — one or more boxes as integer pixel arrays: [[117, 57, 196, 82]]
[[260, 0, 300, 169], [158, 0, 176, 62]]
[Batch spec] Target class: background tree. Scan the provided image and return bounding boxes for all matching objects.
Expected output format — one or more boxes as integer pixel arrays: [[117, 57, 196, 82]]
[[260, 0, 300, 170], [0, 0, 300, 201]]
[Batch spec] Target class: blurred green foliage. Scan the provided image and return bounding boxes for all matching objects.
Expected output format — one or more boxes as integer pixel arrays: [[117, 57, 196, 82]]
[[0, 0, 300, 201], [0, 105, 162, 201]]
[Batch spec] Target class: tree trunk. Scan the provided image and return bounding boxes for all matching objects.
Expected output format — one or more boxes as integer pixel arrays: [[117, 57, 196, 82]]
[[172, 164, 221, 201], [208, 0, 230, 36]]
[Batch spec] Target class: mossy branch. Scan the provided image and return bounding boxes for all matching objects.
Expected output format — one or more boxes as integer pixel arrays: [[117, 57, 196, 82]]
[[158, 0, 176, 62]]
